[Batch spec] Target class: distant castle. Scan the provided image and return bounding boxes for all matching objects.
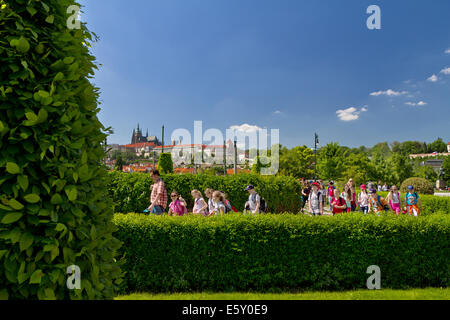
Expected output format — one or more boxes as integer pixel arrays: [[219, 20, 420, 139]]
[[131, 123, 161, 146]]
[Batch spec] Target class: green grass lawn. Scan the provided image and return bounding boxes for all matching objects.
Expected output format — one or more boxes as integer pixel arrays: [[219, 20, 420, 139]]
[[116, 288, 450, 300]]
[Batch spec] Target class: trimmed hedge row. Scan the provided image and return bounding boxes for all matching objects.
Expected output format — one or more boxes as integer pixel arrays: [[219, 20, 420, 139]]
[[113, 213, 450, 293], [107, 172, 302, 213]]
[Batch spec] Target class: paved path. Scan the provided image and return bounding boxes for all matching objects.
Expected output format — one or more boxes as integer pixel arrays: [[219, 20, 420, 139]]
[[434, 193, 450, 197]]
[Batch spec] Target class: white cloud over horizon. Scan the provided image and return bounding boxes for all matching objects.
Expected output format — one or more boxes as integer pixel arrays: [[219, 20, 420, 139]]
[[405, 101, 427, 106], [370, 89, 408, 97], [336, 106, 368, 121], [427, 74, 438, 82], [440, 67, 450, 75]]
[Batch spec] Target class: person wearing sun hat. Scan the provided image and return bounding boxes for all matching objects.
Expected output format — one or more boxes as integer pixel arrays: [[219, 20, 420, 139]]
[[404, 185, 422, 216], [308, 182, 323, 216], [358, 184, 370, 214]]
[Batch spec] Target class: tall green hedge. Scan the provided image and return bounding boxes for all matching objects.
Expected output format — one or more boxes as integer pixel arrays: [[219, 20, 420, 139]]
[[157, 153, 173, 174], [113, 213, 450, 293], [0, 0, 122, 299], [107, 171, 302, 213]]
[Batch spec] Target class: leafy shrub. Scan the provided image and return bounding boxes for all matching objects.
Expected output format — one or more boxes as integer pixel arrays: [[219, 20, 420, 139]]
[[0, 0, 122, 299], [157, 153, 173, 174], [113, 213, 450, 293], [400, 177, 434, 195], [107, 172, 302, 213]]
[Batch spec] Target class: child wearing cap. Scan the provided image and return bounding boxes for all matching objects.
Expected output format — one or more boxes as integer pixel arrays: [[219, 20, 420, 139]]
[[358, 185, 369, 214], [308, 182, 323, 216], [404, 185, 422, 216]]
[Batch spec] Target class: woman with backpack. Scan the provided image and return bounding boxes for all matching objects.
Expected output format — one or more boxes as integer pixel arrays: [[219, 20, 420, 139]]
[[386, 185, 402, 215]]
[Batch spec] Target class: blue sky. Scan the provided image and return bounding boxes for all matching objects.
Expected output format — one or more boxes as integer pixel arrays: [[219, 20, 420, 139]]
[[80, 0, 450, 149]]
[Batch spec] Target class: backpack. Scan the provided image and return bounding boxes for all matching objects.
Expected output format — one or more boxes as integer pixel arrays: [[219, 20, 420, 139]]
[[405, 192, 419, 205], [377, 195, 390, 212], [224, 199, 233, 213], [252, 193, 268, 213]]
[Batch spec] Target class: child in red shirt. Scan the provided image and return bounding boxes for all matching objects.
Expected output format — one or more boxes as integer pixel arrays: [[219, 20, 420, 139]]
[[331, 189, 347, 215]]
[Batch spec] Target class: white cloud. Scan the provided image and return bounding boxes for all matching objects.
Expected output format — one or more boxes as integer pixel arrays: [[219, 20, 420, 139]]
[[273, 110, 282, 115], [427, 74, 438, 82], [229, 123, 263, 133], [405, 101, 427, 106], [370, 89, 408, 97], [445, 48, 450, 54], [440, 67, 450, 75], [336, 106, 367, 121]]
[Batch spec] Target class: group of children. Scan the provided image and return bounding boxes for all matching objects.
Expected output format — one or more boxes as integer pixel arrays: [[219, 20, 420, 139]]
[[302, 179, 423, 216], [167, 185, 263, 217]]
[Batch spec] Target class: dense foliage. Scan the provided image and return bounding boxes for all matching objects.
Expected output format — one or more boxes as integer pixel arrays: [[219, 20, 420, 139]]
[[0, 0, 122, 299], [113, 213, 450, 293], [157, 153, 173, 174], [400, 178, 434, 195], [107, 171, 302, 213]]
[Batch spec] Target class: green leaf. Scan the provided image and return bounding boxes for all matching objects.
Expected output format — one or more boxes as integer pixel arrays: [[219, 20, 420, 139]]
[[1, 212, 23, 224], [26, 6, 37, 16], [29, 270, 44, 284], [65, 186, 77, 201], [38, 90, 49, 98], [6, 162, 20, 174], [25, 112, 38, 122], [50, 194, 62, 205], [54, 72, 64, 81], [17, 175, 29, 191], [55, 223, 65, 232], [45, 15, 54, 24], [19, 232, 34, 251], [8, 199, 24, 210], [24, 194, 40, 204], [15, 37, 30, 53], [0, 120, 5, 133], [63, 57, 74, 64], [37, 109, 48, 122]]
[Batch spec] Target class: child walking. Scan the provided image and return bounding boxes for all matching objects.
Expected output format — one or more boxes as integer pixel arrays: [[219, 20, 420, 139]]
[[358, 185, 369, 214], [191, 189, 208, 216], [168, 191, 187, 216], [208, 191, 226, 216], [386, 185, 402, 215]]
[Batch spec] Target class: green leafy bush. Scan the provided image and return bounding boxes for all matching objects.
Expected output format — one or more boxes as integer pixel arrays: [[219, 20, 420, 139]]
[[157, 153, 173, 174], [107, 172, 302, 213], [113, 213, 450, 293], [400, 177, 434, 195], [0, 0, 122, 299]]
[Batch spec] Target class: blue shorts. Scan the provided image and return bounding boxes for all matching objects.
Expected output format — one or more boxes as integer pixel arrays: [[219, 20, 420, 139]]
[[151, 205, 164, 215]]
